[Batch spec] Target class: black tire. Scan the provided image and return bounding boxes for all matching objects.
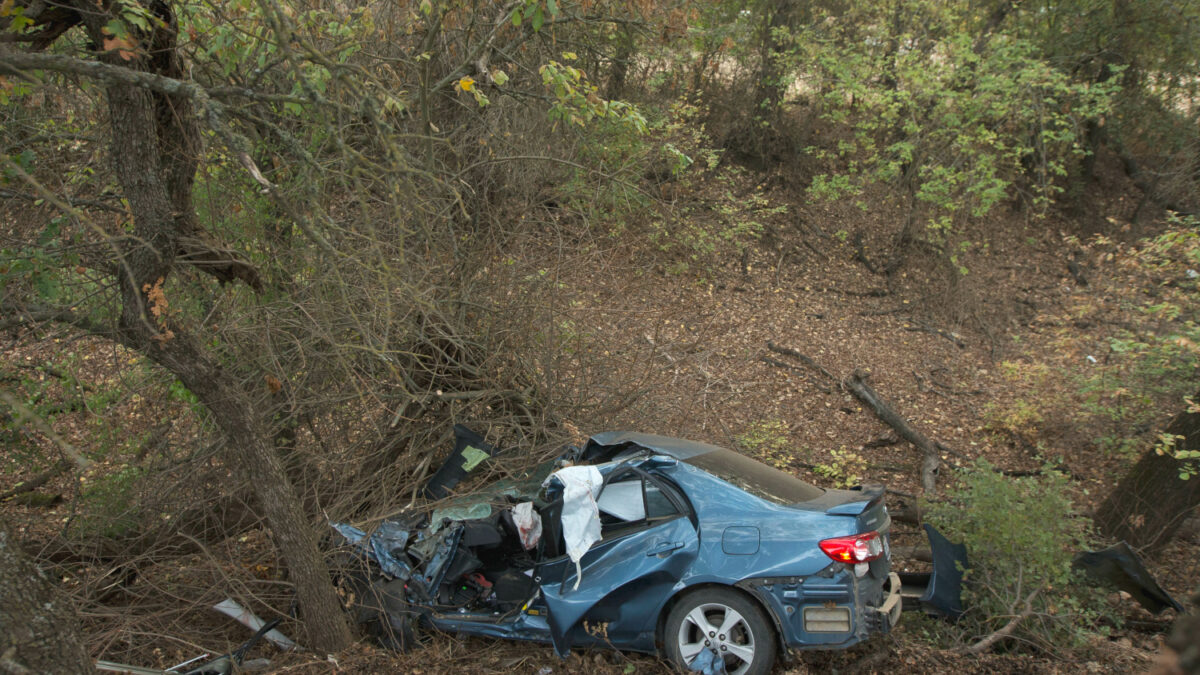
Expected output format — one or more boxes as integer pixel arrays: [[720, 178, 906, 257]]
[[663, 587, 777, 675]]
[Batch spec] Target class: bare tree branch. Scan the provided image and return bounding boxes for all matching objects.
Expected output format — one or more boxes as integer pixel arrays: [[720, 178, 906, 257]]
[[956, 589, 1040, 655], [0, 51, 337, 259]]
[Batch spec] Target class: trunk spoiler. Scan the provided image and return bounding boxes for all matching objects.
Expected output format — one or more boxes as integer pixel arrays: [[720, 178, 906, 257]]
[[804, 485, 885, 516]]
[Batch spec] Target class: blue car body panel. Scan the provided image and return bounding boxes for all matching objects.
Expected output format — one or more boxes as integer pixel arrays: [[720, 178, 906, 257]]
[[541, 514, 699, 654], [334, 431, 899, 660]]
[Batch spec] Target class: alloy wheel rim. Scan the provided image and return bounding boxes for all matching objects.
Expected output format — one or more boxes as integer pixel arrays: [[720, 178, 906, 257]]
[[676, 602, 756, 675]]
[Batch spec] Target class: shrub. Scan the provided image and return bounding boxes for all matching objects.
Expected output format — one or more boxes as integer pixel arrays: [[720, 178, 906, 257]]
[[924, 461, 1108, 652]]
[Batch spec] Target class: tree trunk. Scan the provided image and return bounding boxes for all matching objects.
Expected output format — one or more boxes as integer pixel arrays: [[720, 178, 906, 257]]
[[1094, 394, 1200, 551], [603, 24, 635, 100], [754, 0, 799, 121], [139, 336, 354, 652], [58, 0, 353, 652], [0, 524, 92, 674]]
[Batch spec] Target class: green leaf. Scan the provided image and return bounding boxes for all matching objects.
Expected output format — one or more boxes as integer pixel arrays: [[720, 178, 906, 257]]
[[511, 7, 521, 26], [531, 5, 544, 31], [32, 271, 60, 301], [103, 19, 129, 38]]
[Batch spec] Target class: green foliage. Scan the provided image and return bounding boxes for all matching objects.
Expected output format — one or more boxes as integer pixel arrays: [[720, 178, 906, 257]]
[[74, 465, 145, 539], [644, 150, 776, 275], [734, 418, 793, 468], [1024, 0, 1200, 202], [799, 7, 1119, 252], [540, 55, 646, 133], [1073, 219, 1200, 456], [1155, 429, 1200, 481], [925, 462, 1106, 652], [812, 447, 867, 488], [984, 363, 1054, 438], [510, 0, 559, 31]]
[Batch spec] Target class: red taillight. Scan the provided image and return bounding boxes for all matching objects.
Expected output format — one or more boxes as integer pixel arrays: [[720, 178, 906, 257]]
[[819, 531, 883, 563]]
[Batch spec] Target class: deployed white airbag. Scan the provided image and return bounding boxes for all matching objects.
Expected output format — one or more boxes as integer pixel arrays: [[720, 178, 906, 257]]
[[544, 465, 603, 589], [596, 479, 645, 522], [512, 501, 543, 550]]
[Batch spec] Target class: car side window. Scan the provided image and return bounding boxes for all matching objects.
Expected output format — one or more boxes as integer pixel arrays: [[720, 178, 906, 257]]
[[596, 472, 683, 540], [645, 481, 679, 520]]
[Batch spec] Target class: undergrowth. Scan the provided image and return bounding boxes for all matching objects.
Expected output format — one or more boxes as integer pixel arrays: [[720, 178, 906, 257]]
[[923, 462, 1113, 654]]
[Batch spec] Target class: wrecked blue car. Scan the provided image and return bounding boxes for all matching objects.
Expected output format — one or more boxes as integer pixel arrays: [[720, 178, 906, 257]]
[[333, 431, 901, 675]]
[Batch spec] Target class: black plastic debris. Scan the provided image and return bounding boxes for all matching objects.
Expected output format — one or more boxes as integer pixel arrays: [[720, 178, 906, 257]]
[[898, 523, 968, 620], [422, 425, 497, 500], [1073, 541, 1184, 614]]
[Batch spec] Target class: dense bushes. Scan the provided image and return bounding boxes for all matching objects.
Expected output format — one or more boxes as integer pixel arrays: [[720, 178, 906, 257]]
[[925, 462, 1110, 652]]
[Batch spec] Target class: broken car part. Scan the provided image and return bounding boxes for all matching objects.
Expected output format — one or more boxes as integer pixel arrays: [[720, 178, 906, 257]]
[[422, 425, 498, 500], [1073, 541, 1184, 614], [896, 524, 968, 620], [212, 598, 297, 651]]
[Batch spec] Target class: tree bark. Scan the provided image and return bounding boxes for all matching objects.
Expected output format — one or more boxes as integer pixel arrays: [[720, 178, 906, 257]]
[[603, 24, 636, 101], [754, 0, 798, 119], [6, 0, 354, 652], [140, 336, 353, 652], [1094, 396, 1200, 551], [0, 524, 92, 675]]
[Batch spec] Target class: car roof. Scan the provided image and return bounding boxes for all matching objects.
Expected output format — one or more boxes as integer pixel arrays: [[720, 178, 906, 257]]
[[583, 431, 826, 504]]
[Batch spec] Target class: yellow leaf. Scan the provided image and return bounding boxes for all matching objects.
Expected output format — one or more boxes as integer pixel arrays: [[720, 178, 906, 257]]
[[458, 76, 475, 92]]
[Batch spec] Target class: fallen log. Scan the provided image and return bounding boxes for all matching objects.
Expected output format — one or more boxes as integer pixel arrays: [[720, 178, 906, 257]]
[[891, 545, 933, 562], [763, 343, 948, 493], [863, 433, 900, 448], [759, 355, 831, 393], [0, 459, 70, 502], [844, 369, 941, 494], [891, 500, 923, 525], [765, 342, 836, 381]]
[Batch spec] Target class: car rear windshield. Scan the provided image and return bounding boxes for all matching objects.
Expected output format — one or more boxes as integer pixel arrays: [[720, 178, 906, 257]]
[[686, 449, 824, 504]]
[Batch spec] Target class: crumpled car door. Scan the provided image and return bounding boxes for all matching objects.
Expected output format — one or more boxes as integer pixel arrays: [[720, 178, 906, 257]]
[[539, 514, 699, 656]]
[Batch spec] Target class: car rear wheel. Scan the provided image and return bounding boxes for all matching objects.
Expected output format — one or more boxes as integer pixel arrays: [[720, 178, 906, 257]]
[[664, 587, 776, 675]]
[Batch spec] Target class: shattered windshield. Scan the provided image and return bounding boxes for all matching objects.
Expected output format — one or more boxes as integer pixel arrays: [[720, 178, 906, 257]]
[[685, 449, 824, 504]]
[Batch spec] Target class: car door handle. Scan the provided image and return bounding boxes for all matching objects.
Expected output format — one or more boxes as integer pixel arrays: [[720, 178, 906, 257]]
[[646, 541, 683, 557]]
